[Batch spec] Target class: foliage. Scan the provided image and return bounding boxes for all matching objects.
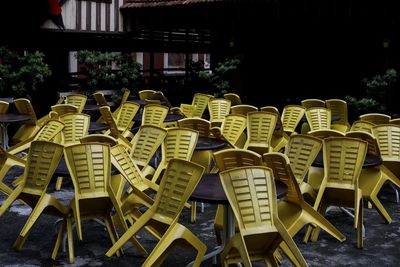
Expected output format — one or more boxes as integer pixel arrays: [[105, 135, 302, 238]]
[[345, 68, 397, 116], [77, 51, 142, 93], [192, 56, 241, 97], [0, 47, 51, 98]]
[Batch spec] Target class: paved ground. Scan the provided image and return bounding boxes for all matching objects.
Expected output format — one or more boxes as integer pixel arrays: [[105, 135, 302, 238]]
[[1, 166, 400, 266]]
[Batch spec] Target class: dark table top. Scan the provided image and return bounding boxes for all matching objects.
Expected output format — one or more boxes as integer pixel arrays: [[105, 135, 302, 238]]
[[89, 121, 109, 132], [195, 136, 227, 151], [0, 114, 31, 124], [83, 102, 115, 112], [131, 99, 167, 107], [190, 173, 288, 204], [0, 98, 14, 103], [133, 113, 184, 123], [312, 152, 383, 168]]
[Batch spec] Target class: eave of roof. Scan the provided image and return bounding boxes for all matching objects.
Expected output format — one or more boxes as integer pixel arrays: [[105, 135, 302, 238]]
[[122, 0, 227, 8]]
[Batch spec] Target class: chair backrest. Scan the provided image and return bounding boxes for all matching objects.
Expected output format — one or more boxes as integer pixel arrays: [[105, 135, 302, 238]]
[[142, 104, 169, 127], [152, 127, 199, 184], [64, 142, 111, 198], [99, 106, 132, 149], [223, 93, 242, 106], [244, 111, 278, 155], [51, 104, 79, 116], [179, 103, 197, 118], [284, 134, 322, 183], [389, 118, 400, 125], [213, 148, 262, 171], [59, 113, 90, 145], [323, 137, 367, 189], [13, 98, 37, 124], [260, 106, 279, 114], [230, 104, 258, 116], [138, 89, 156, 100], [110, 144, 150, 189], [34, 119, 65, 141], [80, 134, 118, 146], [219, 166, 277, 230], [281, 105, 305, 134], [0, 101, 9, 113], [120, 88, 131, 104], [115, 101, 140, 132], [22, 140, 64, 195], [65, 94, 87, 113], [263, 152, 303, 203], [305, 107, 331, 131], [192, 93, 214, 118], [93, 92, 108, 106], [152, 159, 204, 224], [130, 125, 167, 168], [359, 113, 391, 125], [350, 120, 375, 133], [301, 98, 325, 109], [307, 129, 345, 139], [345, 131, 380, 157], [325, 99, 348, 125], [220, 114, 247, 146], [372, 124, 400, 161], [178, 117, 211, 137], [208, 98, 231, 126]]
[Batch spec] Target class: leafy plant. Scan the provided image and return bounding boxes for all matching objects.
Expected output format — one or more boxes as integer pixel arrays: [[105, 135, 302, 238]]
[[345, 68, 397, 117], [0, 47, 51, 98], [77, 51, 142, 94], [193, 56, 241, 97]]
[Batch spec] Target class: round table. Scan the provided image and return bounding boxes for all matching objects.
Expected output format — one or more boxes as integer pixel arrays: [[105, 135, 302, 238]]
[[0, 114, 31, 149], [89, 121, 109, 133], [312, 152, 383, 168], [133, 113, 184, 123]]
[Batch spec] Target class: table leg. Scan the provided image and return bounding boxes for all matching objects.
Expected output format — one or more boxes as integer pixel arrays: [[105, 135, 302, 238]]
[[0, 123, 9, 150]]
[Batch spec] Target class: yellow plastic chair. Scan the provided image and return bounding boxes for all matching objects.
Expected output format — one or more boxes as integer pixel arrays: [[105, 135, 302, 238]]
[[372, 124, 400, 204], [284, 134, 323, 203], [112, 88, 131, 117], [51, 104, 79, 116], [306, 137, 367, 248], [128, 125, 167, 181], [151, 127, 199, 185], [138, 89, 156, 100], [0, 141, 67, 250], [59, 113, 90, 146], [192, 93, 214, 118], [244, 111, 278, 155], [219, 166, 308, 267], [346, 130, 399, 223], [7, 119, 65, 156], [93, 91, 109, 107], [52, 142, 147, 263], [208, 98, 231, 127], [212, 148, 263, 245], [260, 106, 288, 152], [12, 98, 40, 143], [106, 159, 206, 267], [281, 105, 306, 135], [305, 107, 331, 132], [178, 117, 211, 138], [359, 113, 391, 125], [263, 152, 346, 249], [179, 103, 197, 118], [325, 99, 351, 132], [79, 134, 118, 146], [350, 119, 376, 133], [223, 92, 242, 106], [99, 106, 132, 150], [210, 114, 247, 149], [230, 104, 258, 116], [109, 144, 161, 233], [65, 93, 87, 113], [0, 101, 9, 113], [389, 118, 400, 125], [141, 103, 169, 127], [113, 101, 140, 139], [0, 147, 26, 195], [301, 98, 325, 109]]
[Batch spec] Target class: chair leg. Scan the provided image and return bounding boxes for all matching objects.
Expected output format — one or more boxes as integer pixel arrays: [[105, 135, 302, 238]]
[[66, 216, 75, 264], [104, 215, 123, 257], [276, 222, 308, 267], [369, 195, 392, 224], [356, 200, 364, 249], [51, 218, 66, 260], [191, 201, 197, 223], [13, 227, 33, 250]]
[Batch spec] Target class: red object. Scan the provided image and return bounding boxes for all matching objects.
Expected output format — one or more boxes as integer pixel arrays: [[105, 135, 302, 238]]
[[48, 0, 62, 15]]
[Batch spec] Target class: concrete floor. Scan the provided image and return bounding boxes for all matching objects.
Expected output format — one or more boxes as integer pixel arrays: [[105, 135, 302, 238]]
[[1, 167, 400, 266]]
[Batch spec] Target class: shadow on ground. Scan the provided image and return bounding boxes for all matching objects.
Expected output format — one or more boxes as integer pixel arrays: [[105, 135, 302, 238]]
[[1, 167, 400, 266]]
